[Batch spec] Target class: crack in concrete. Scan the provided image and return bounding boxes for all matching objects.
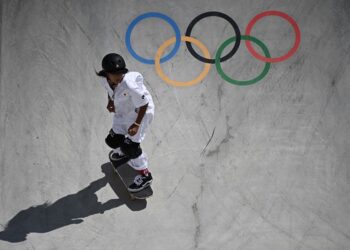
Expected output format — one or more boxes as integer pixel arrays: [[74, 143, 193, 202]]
[[201, 127, 216, 155], [192, 164, 204, 249], [206, 116, 234, 157], [167, 174, 185, 199], [192, 202, 200, 249]]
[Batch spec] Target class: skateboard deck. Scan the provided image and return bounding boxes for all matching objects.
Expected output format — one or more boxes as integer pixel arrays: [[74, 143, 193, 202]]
[[109, 151, 153, 200]]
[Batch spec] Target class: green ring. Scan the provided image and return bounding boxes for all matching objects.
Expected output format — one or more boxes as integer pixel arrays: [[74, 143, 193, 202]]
[[215, 35, 271, 85]]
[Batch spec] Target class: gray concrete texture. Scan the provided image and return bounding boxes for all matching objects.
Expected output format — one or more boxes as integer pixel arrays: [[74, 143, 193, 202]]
[[0, 0, 350, 249]]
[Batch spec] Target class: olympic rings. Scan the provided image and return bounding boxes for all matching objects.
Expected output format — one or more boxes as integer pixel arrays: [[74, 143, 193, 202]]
[[216, 35, 271, 85], [125, 12, 181, 64], [124, 11, 301, 86], [245, 10, 301, 63], [185, 11, 241, 64], [155, 36, 211, 87]]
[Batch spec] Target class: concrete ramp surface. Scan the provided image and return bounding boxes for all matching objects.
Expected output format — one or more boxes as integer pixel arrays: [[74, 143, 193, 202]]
[[1, 0, 350, 249]]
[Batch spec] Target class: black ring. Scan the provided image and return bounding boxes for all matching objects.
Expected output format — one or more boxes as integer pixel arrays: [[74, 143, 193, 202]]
[[185, 11, 241, 64]]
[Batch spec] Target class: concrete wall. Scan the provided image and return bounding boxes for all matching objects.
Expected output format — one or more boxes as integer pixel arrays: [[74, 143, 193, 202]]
[[0, 0, 350, 249]]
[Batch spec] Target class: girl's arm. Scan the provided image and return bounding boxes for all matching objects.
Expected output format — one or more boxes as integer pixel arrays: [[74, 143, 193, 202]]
[[134, 103, 148, 125]]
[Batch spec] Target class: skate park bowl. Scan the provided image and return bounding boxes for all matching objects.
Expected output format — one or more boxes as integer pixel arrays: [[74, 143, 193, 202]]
[[1, 0, 350, 249]]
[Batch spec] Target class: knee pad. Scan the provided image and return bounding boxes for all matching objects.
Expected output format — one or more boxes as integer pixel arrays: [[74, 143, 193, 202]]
[[120, 138, 142, 159], [105, 129, 125, 149]]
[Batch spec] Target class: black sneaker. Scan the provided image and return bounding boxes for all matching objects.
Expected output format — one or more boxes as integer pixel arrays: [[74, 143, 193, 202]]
[[128, 173, 153, 193], [109, 149, 125, 161]]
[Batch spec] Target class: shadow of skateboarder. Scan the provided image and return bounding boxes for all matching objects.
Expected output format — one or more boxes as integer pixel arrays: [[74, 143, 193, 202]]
[[0, 163, 146, 242]]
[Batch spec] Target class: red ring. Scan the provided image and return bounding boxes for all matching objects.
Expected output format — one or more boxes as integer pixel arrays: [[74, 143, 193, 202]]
[[245, 10, 301, 63]]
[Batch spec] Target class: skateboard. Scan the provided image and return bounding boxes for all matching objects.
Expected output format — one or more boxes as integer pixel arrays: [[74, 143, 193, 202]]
[[109, 151, 153, 200]]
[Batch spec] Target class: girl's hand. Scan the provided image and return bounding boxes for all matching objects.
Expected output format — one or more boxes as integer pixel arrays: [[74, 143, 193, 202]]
[[128, 123, 139, 136]]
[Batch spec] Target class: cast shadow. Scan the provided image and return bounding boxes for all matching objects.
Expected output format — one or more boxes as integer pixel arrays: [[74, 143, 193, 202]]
[[0, 162, 146, 243], [100, 162, 147, 211]]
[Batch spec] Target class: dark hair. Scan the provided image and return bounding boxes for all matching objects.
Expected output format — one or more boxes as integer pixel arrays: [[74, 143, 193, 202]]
[[95, 70, 106, 78]]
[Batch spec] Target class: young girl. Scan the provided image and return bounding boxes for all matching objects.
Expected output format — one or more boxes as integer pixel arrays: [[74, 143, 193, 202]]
[[96, 53, 155, 192]]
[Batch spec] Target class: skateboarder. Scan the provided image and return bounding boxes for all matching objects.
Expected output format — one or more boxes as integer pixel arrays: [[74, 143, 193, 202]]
[[96, 53, 155, 192]]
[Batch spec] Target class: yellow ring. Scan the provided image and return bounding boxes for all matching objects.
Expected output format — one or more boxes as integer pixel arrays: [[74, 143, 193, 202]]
[[155, 36, 211, 87]]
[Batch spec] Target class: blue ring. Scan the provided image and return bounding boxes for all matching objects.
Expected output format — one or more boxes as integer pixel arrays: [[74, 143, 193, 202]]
[[125, 12, 181, 65]]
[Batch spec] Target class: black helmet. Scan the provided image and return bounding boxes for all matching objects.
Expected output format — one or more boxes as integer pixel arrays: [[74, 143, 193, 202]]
[[97, 53, 128, 76]]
